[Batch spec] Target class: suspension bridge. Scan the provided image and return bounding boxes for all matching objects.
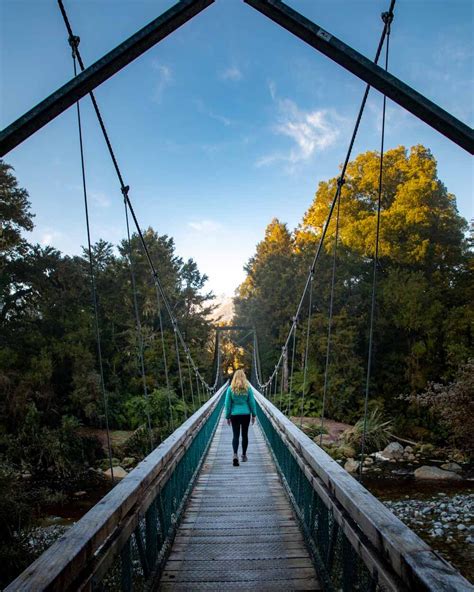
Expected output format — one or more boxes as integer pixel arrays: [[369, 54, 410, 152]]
[[2, 0, 473, 590]]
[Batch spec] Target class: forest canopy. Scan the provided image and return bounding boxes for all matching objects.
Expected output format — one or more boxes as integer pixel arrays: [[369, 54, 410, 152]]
[[0, 159, 216, 475]]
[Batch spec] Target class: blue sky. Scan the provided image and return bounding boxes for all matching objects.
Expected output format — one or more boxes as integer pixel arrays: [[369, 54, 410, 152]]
[[1, 0, 472, 296]]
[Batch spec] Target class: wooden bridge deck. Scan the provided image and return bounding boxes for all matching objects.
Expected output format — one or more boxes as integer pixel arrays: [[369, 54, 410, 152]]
[[158, 417, 321, 591]]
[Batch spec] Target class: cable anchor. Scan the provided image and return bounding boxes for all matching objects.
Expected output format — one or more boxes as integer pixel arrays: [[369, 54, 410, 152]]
[[381, 10, 394, 34], [68, 34, 80, 59]]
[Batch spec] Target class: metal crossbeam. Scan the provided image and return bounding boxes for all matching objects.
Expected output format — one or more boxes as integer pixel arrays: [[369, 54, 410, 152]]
[[0, 0, 214, 156], [244, 0, 474, 154]]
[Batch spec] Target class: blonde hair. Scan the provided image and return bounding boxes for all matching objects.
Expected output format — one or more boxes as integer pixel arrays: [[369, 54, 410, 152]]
[[231, 369, 248, 395]]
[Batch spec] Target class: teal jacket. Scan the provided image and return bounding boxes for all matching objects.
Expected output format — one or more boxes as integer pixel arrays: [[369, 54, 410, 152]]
[[224, 386, 257, 419]]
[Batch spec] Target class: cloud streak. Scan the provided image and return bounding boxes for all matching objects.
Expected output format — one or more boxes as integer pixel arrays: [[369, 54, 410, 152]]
[[220, 66, 243, 81], [151, 60, 172, 102], [194, 99, 233, 126], [257, 82, 342, 168], [188, 220, 223, 233]]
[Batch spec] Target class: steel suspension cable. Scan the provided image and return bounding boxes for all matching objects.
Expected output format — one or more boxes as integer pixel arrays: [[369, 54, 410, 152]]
[[256, 0, 395, 393], [286, 320, 297, 416], [300, 273, 314, 427], [279, 356, 284, 409], [360, 10, 393, 476], [319, 187, 342, 445], [173, 330, 187, 418], [186, 355, 196, 409], [123, 190, 154, 451], [195, 370, 202, 407], [70, 43, 114, 483], [57, 0, 216, 395], [154, 286, 173, 430]]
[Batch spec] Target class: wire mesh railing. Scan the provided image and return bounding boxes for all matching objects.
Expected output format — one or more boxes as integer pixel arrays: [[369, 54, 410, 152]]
[[253, 387, 472, 592], [5, 384, 226, 592]]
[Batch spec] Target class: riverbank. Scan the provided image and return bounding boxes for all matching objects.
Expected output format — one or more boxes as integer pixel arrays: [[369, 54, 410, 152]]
[[364, 477, 474, 582]]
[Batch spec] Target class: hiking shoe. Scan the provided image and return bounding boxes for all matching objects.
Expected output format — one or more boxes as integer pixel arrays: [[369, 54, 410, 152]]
[[233, 455, 239, 467], [241, 454, 248, 462]]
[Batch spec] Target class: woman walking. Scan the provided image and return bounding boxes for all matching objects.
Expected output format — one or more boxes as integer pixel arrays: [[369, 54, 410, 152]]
[[224, 369, 257, 466]]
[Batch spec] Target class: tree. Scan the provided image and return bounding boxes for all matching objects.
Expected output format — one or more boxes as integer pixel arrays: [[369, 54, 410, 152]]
[[234, 146, 472, 431]]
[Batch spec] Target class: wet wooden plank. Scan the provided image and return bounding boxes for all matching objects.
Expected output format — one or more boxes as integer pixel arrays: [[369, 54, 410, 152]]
[[156, 419, 319, 590]]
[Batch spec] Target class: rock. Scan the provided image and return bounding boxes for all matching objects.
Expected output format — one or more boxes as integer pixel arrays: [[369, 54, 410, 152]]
[[363, 457, 374, 466], [103, 466, 128, 480], [73, 491, 87, 497], [380, 442, 404, 460], [21, 472, 32, 479], [440, 462, 462, 473], [414, 466, 462, 481], [407, 454, 416, 461], [419, 443, 435, 455], [344, 459, 360, 473], [457, 524, 467, 531], [122, 457, 136, 468], [405, 446, 414, 453], [374, 452, 390, 462]]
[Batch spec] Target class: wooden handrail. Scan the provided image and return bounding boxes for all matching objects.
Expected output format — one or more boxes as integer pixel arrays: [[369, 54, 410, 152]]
[[6, 385, 227, 592], [254, 390, 473, 592]]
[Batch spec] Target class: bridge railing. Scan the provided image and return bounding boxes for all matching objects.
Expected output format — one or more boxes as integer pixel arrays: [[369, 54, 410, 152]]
[[6, 384, 227, 592], [254, 388, 472, 592]]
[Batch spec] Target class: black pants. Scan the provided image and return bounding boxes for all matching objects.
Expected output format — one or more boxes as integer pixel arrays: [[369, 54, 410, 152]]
[[230, 414, 251, 455]]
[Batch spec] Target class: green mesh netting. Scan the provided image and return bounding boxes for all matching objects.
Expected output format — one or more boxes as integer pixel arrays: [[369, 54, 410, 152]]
[[96, 394, 224, 591], [256, 402, 387, 592]]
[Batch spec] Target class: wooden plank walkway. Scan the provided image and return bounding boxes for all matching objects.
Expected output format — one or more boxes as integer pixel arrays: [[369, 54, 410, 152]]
[[158, 417, 321, 591]]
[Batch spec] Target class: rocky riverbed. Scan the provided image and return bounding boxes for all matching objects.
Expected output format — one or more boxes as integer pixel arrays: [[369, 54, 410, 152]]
[[387, 493, 473, 582]]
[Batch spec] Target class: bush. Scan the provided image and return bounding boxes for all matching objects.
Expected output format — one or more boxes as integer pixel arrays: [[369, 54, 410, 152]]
[[4, 404, 100, 478], [302, 423, 328, 439], [0, 464, 34, 587], [403, 360, 474, 455], [342, 409, 392, 454]]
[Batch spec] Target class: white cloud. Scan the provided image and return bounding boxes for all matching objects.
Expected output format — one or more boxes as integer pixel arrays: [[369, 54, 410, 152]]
[[194, 99, 233, 126], [40, 229, 63, 247], [90, 190, 111, 208], [220, 66, 243, 81], [188, 220, 223, 233], [257, 83, 341, 168], [151, 61, 173, 102]]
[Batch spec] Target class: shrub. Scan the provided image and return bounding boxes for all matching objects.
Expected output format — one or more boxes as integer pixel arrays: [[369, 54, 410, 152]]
[[403, 360, 474, 455], [342, 409, 392, 454]]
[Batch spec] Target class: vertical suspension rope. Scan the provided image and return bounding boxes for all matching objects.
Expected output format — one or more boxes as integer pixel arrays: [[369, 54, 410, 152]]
[[195, 370, 202, 407], [359, 10, 393, 476], [300, 272, 314, 427], [186, 353, 195, 409], [319, 182, 343, 445], [154, 286, 173, 431], [287, 320, 297, 416], [279, 355, 284, 409], [70, 39, 114, 483], [174, 328, 187, 418], [123, 190, 153, 451]]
